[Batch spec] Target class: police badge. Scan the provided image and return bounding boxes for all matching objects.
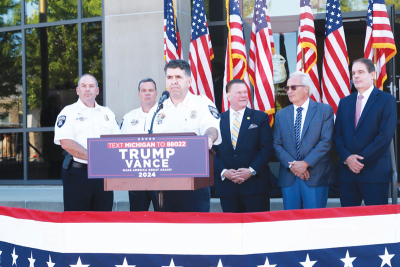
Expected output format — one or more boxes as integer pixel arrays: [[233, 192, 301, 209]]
[[57, 115, 66, 128], [208, 105, 220, 119], [104, 115, 109, 121], [190, 110, 197, 119], [131, 119, 139, 126]]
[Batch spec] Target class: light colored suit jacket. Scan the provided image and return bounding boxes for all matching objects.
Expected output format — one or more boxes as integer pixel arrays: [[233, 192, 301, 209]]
[[273, 99, 334, 187]]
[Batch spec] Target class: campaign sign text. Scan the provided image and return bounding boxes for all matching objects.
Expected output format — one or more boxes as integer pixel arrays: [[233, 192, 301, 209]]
[[87, 136, 209, 178]]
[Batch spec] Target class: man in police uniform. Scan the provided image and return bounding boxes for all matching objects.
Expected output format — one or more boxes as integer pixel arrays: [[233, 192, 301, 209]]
[[54, 74, 121, 211], [120, 78, 158, 211], [153, 59, 222, 212]]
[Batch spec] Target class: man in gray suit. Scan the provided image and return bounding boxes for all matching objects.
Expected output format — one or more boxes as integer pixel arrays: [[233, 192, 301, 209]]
[[273, 71, 334, 210]]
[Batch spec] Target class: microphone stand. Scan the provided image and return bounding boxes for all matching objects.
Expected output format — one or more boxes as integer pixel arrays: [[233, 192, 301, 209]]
[[148, 102, 164, 211], [148, 102, 164, 134]]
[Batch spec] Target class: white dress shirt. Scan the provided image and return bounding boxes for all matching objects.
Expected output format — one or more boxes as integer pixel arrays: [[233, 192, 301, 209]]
[[357, 85, 374, 115]]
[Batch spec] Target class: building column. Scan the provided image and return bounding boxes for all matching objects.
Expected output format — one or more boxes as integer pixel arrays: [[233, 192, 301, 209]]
[[104, 0, 191, 121]]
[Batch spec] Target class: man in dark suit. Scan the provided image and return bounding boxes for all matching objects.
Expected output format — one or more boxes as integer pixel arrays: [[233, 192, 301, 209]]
[[334, 58, 397, 207], [273, 72, 334, 210], [213, 79, 273, 212]]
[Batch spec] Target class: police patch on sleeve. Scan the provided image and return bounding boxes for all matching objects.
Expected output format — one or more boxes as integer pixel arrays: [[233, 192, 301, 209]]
[[57, 115, 66, 128], [208, 105, 220, 119]]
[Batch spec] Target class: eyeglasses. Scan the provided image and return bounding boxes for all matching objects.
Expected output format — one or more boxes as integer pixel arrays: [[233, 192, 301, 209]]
[[284, 85, 307, 92]]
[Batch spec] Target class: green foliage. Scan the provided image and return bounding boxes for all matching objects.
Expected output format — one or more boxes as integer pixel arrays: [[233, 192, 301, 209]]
[[82, 0, 101, 18], [0, 0, 103, 112], [243, 0, 254, 18], [0, 0, 21, 27], [25, 0, 77, 24], [0, 30, 22, 114]]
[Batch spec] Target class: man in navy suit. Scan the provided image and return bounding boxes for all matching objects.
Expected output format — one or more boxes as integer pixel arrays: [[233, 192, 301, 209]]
[[334, 58, 397, 207], [213, 79, 273, 212], [274, 72, 334, 210]]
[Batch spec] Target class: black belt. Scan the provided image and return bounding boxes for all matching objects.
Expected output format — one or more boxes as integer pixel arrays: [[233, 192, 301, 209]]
[[71, 161, 87, 169]]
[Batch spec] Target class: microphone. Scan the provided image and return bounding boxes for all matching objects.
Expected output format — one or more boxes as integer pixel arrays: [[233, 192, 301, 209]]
[[158, 91, 170, 106]]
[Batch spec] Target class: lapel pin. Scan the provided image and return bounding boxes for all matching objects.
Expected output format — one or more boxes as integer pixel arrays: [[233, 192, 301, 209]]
[[247, 117, 250, 120]]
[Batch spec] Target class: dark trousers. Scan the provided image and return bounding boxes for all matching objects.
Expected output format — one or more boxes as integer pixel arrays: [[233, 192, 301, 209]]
[[62, 167, 113, 211], [129, 191, 158, 211], [162, 187, 211, 212], [340, 181, 389, 207], [220, 191, 270, 213]]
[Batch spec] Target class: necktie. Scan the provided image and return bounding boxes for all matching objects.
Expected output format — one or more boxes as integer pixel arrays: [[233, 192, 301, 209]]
[[232, 112, 240, 149], [295, 107, 303, 161], [355, 94, 364, 128]]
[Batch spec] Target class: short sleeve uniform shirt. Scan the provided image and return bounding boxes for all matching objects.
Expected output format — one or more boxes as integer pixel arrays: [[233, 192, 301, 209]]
[[120, 104, 157, 134], [54, 98, 121, 164], [152, 92, 222, 145]]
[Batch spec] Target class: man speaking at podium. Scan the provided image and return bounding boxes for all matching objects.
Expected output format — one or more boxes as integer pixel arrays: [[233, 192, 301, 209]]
[[153, 59, 222, 212], [120, 78, 159, 211]]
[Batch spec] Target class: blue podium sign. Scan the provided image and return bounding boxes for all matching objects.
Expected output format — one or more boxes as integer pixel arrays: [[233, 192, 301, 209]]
[[87, 135, 209, 178]]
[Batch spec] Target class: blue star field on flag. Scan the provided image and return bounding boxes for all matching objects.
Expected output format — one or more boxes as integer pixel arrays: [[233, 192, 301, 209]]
[[191, 0, 207, 40], [253, 0, 268, 33], [325, 0, 344, 37]]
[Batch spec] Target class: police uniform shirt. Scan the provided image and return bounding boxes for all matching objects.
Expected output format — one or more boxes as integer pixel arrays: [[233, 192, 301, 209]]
[[54, 98, 121, 164], [152, 92, 222, 145], [120, 104, 157, 134]]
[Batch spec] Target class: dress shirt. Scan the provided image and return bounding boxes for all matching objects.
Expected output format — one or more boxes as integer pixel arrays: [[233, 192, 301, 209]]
[[357, 85, 374, 115], [293, 98, 310, 138], [229, 107, 246, 137], [221, 107, 255, 181]]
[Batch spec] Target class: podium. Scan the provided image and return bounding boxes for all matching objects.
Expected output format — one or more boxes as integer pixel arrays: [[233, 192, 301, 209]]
[[90, 133, 214, 210]]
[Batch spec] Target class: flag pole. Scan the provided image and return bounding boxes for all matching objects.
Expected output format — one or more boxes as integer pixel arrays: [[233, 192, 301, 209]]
[[373, 48, 377, 87], [301, 48, 305, 73]]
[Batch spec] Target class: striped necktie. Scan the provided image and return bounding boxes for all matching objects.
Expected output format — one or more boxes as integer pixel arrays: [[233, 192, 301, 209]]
[[295, 107, 303, 161], [232, 112, 241, 149]]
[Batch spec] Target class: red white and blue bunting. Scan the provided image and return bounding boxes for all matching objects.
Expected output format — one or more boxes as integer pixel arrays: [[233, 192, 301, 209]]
[[0, 205, 398, 266]]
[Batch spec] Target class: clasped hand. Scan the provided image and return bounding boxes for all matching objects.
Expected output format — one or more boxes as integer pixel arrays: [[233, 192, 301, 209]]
[[345, 154, 364, 174], [223, 168, 252, 184], [288, 161, 310, 180]]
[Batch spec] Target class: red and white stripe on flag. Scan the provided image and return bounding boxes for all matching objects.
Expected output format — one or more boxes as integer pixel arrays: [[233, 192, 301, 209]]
[[364, 0, 397, 90], [296, 0, 321, 103], [221, 0, 252, 112], [189, 0, 215, 102], [164, 0, 183, 62], [248, 0, 275, 125], [321, 0, 350, 115]]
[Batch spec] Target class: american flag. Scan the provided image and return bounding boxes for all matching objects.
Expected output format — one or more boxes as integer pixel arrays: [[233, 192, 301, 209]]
[[321, 0, 350, 115], [164, 0, 183, 62], [222, 0, 252, 112], [296, 0, 321, 103], [0, 205, 399, 266], [364, 0, 397, 90], [189, 0, 215, 102], [248, 0, 275, 125]]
